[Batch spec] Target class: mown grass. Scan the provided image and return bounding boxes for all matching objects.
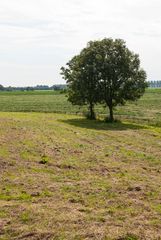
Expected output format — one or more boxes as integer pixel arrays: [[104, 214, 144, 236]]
[[0, 90, 75, 114], [0, 112, 161, 239], [1, 89, 161, 126]]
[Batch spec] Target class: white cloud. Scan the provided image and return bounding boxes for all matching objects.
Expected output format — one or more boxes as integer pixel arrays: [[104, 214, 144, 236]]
[[0, 0, 161, 86]]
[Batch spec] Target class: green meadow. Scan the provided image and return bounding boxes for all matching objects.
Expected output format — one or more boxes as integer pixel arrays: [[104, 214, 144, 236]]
[[0, 89, 161, 239], [0, 89, 161, 125]]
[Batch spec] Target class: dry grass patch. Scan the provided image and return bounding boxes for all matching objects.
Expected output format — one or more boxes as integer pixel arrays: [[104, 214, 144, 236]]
[[0, 112, 161, 239]]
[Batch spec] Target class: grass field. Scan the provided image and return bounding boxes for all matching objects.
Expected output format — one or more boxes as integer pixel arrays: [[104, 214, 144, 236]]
[[1, 89, 161, 126], [0, 89, 161, 239]]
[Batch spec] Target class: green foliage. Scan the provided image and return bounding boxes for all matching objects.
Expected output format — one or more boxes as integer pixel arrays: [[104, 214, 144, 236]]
[[0, 84, 4, 91], [20, 211, 31, 223], [61, 50, 100, 119], [39, 155, 49, 164], [61, 38, 147, 121]]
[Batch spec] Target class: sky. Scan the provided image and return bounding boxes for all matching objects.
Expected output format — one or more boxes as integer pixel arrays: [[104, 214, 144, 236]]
[[0, 0, 161, 87]]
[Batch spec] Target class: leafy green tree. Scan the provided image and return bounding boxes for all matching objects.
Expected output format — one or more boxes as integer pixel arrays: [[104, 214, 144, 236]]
[[61, 38, 147, 122], [92, 38, 148, 121], [61, 48, 100, 119], [0, 84, 4, 91]]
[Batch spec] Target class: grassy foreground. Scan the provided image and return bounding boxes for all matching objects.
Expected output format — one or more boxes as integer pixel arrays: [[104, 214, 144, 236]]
[[0, 112, 161, 239]]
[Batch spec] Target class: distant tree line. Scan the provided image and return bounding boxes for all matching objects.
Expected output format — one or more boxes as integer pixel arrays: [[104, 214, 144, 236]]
[[0, 84, 67, 91], [149, 81, 161, 88]]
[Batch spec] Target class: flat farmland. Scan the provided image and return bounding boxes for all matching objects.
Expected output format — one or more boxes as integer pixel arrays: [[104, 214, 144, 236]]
[[0, 89, 161, 126], [0, 112, 161, 239]]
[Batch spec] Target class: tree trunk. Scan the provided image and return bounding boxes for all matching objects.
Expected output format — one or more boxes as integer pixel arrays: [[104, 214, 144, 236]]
[[89, 103, 96, 120], [108, 104, 114, 122]]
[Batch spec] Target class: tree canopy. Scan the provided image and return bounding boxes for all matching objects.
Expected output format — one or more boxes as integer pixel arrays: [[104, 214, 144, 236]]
[[0, 84, 4, 91], [61, 38, 147, 121]]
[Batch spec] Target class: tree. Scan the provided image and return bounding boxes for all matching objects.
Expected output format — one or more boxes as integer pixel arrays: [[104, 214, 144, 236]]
[[93, 38, 147, 121], [61, 48, 101, 119], [0, 84, 4, 91], [61, 38, 147, 121]]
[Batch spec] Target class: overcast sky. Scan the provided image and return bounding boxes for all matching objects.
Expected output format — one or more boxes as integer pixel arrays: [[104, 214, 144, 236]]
[[0, 0, 161, 86]]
